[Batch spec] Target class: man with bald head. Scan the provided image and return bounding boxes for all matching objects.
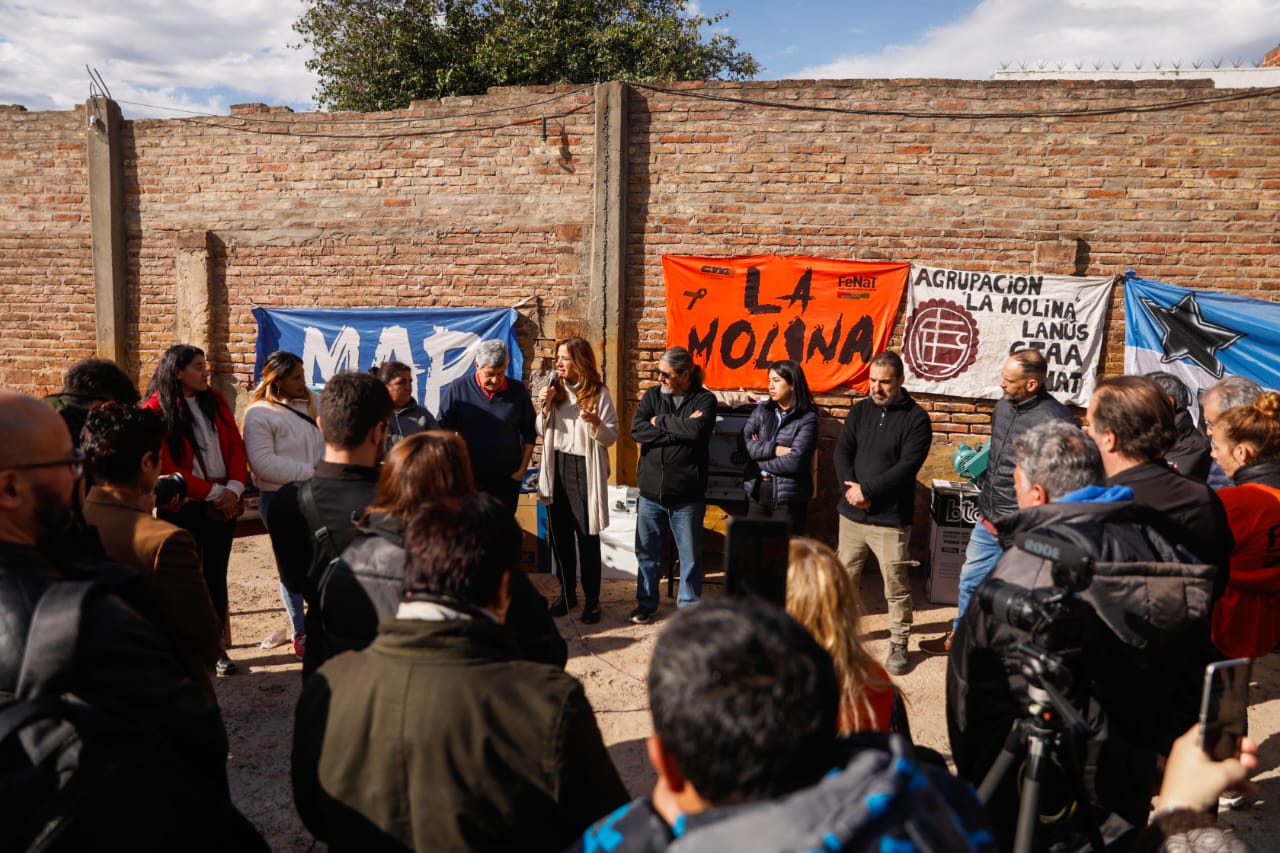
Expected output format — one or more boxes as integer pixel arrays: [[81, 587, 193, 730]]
[[0, 391, 264, 850]]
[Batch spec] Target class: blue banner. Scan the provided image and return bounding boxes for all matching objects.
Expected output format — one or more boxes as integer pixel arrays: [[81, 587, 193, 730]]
[[252, 307, 523, 415], [1123, 274, 1279, 404]]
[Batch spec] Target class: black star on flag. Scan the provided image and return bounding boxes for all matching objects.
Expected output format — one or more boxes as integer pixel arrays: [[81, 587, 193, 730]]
[[1139, 293, 1243, 379]]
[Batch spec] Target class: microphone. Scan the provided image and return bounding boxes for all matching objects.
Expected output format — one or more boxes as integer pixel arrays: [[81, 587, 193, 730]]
[[548, 370, 559, 387]]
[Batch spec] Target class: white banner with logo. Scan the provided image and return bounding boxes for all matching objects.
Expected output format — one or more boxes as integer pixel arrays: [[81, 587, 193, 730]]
[[900, 266, 1115, 405]]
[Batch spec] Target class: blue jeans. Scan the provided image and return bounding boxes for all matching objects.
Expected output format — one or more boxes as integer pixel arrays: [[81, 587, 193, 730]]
[[635, 497, 705, 611], [953, 522, 1004, 632], [258, 491, 306, 636]]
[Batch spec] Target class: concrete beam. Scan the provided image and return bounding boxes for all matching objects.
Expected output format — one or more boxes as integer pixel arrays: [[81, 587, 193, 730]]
[[589, 81, 630, 483], [85, 97, 128, 365]]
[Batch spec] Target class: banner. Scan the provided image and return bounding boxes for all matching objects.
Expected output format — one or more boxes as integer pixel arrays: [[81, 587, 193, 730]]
[[1123, 274, 1280, 408], [252, 307, 522, 415], [901, 265, 1114, 405], [662, 255, 909, 392]]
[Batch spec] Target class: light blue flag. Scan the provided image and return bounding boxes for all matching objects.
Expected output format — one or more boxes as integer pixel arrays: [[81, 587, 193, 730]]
[[1123, 272, 1280, 407]]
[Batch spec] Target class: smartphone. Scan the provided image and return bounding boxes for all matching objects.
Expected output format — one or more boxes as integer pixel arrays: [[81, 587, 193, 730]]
[[1198, 658, 1251, 761], [724, 517, 791, 606]]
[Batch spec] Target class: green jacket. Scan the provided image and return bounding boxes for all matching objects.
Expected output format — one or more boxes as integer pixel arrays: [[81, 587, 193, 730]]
[[292, 614, 628, 852]]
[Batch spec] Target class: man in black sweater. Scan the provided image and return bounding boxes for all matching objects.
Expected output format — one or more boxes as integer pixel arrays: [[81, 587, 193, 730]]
[[834, 351, 933, 675]]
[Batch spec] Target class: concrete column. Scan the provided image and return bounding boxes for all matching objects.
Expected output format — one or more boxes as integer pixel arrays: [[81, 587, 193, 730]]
[[175, 231, 213, 352], [85, 97, 128, 364], [590, 81, 630, 483]]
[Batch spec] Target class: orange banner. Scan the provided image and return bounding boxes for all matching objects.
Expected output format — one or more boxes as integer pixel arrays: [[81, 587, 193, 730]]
[[663, 255, 909, 392]]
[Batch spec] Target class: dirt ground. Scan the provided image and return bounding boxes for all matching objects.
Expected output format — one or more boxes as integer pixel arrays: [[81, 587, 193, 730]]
[[218, 532, 1280, 852]]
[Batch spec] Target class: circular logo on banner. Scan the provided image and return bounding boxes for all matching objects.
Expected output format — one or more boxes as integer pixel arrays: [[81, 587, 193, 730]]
[[904, 299, 980, 381]]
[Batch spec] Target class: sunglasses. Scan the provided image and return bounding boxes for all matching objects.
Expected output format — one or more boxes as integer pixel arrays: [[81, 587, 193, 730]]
[[4, 448, 87, 479], [656, 368, 677, 380]]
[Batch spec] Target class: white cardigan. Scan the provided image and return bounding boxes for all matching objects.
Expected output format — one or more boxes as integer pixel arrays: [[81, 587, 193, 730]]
[[242, 396, 325, 493], [536, 384, 618, 535]]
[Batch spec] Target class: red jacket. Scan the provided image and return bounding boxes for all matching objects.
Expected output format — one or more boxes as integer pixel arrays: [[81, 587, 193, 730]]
[[142, 390, 248, 502], [1213, 478, 1280, 659]]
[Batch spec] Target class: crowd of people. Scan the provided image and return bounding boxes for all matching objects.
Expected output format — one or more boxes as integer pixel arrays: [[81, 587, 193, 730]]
[[0, 337, 1273, 852]]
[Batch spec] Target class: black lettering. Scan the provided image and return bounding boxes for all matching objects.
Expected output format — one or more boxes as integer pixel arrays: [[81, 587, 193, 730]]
[[688, 319, 718, 362], [754, 324, 781, 368], [784, 316, 806, 363], [743, 267, 781, 315], [782, 269, 814, 313], [721, 320, 756, 368], [839, 315, 875, 365], [806, 315, 843, 361]]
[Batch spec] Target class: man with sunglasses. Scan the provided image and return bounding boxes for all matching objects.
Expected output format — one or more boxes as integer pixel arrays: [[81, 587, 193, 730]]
[[0, 390, 264, 849], [630, 346, 718, 623]]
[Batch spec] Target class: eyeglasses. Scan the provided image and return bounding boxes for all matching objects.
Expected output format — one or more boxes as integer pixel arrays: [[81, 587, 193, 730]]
[[4, 448, 87, 479], [656, 369, 675, 380]]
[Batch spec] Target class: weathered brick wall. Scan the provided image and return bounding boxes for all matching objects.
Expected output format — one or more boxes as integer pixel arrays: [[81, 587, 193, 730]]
[[0, 104, 94, 391]]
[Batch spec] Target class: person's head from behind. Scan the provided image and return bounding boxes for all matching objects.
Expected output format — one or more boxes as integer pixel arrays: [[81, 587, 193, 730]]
[[785, 537, 889, 733], [474, 340, 510, 395], [319, 371, 393, 452], [80, 402, 164, 492], [1203, 376, 1263, 437], [766, 360, 814, 414], [402, 493, 518, 618], [646, 597, 838, 814], [1145, 371, 1193, 415], [62, 358, 139, 405], [999, 348, 1048, 404], [1211, 391, 1280, 478], [1087, 375, 1176, 466], [363, 431, 475, 525], [1013, 420, 1103, 508], [0, 391, 85, 545], [371, 361, 414, 411]]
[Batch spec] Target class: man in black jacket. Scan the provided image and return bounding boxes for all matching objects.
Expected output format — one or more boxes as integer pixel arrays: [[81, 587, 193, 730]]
[[267, 371, 391, 678], [630, 347, 718, 623], [834, 351, 932, 675], [947, 418, 1215, 852], [922, 348, 1074, 656]]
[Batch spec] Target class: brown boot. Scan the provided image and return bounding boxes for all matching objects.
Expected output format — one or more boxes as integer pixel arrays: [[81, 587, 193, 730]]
[[919, 631, 952, 656]]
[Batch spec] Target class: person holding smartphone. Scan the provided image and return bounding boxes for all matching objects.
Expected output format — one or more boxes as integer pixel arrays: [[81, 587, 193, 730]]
[[740, 360, 818, 534]]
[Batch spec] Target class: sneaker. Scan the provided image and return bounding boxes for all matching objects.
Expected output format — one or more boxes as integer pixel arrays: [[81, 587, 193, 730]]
[[582, 603, 601, 625], [629, 606, 655, 625], [549, 595, 577, 618], [886, 643, 909, 676], [1219, 790, 1248, 811], [919, 632, 953, 656], [260, 628, 290, 650], [215, 654, 238, 676], [292, 632, 307, 661]]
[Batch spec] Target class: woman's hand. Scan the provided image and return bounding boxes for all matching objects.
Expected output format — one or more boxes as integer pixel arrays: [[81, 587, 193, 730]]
[[580, 404, 601, 428]]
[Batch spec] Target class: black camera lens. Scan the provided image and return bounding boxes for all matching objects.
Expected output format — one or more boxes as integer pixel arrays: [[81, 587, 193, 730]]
[[977, 579, 1042, 633], [154, 472, 187, 505]]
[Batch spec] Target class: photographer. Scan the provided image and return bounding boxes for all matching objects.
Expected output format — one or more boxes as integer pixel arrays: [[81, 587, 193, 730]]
[[946, 420, 1217, 851]]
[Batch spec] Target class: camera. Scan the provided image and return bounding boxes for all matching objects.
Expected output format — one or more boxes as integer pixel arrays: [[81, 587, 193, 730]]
[[977, 532, 1093, 653], [154, 472, 187, 506]]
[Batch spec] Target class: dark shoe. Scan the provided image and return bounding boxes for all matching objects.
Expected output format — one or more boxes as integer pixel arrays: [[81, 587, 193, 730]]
[[215, 654, 238, 676], [549, 594, 577, 617], [582, 603, 601, 624], [629, 606, 655, 625], [886, 643, 909, 676], [919, 632, 953, 656]]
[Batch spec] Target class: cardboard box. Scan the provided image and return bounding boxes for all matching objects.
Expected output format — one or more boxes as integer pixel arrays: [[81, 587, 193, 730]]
[[930, 479, 981, 527], [515, 494, 548, 573], [926, 480, 979, 604]]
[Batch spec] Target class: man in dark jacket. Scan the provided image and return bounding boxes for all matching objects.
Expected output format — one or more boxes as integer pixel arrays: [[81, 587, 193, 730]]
[[1087, 375, 1232, 595], [267, 371, 391, 679], [0, 391, 265, 851], [629, 347, 718, 623], [1146, 371, 1212, 482], [834, 351, 932, 675], [922, 348, 1074, 656], [947, 420, 1216, 852], [293, 493, 627, 852]]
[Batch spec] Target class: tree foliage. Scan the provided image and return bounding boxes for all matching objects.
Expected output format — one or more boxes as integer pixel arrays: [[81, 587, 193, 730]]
[[294, 0, 761, 111]]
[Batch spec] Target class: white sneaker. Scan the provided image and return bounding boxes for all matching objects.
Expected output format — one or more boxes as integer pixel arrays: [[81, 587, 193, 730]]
[[260, 628, 290, 649], [1219, 789, 1248, 810]]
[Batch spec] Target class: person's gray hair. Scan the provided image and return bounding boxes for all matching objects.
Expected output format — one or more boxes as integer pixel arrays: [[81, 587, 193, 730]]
[[660, 346, 693, 374], [474, 340, 509, 369], [1207, 375, 1262, 412], [1145, 371, 1192, 412], [1014, 420, 1103, 501]]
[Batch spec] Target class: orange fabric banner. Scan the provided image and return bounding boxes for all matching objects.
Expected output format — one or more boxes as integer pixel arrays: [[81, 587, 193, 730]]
[[663, 255, 910, 392]]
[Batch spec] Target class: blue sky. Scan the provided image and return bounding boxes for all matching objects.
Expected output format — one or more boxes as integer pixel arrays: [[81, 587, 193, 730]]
[[1, 0, 1276, 118]]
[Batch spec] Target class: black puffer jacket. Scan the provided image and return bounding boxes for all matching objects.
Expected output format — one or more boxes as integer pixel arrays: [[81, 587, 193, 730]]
[[948, 498, 1216, 852], [977, 389, 1075, 524], [631, 383, 718, 505]]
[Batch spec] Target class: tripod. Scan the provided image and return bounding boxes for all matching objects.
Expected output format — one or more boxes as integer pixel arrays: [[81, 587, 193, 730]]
[[978, 645, 1105, 853]]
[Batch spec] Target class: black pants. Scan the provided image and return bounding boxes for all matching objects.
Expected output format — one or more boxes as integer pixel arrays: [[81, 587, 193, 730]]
[[746, 477, 808, 535], [161, 501, 235, 637], [478, 473, 521, 516], [547, 451, 601, 606]]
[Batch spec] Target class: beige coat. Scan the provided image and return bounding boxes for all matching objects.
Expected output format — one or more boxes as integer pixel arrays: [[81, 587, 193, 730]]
[[536, 384, 617, 535]]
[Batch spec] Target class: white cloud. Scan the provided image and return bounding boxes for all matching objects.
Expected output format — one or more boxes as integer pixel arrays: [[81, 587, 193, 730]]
[[793, 0, 1280, 79], [0, 0, 316, 117]]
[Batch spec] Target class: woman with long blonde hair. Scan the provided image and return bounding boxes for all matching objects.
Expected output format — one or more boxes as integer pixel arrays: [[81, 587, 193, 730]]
[[537, 336, 618, 624], [243, 349, 324, 657], [786, 536, 898, 733]]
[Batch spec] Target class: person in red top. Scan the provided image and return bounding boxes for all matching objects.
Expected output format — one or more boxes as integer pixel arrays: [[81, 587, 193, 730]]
[[1209, 390, 1280, 659], [786, 537, 900, 734], [142, 344, 248, 675]]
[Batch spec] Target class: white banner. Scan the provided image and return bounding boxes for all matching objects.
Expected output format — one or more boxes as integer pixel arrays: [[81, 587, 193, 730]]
[[901, 266, 1115, 405]]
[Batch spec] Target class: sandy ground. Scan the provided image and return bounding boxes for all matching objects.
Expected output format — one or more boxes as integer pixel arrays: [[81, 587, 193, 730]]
[[218, 532, 1280, 851]]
